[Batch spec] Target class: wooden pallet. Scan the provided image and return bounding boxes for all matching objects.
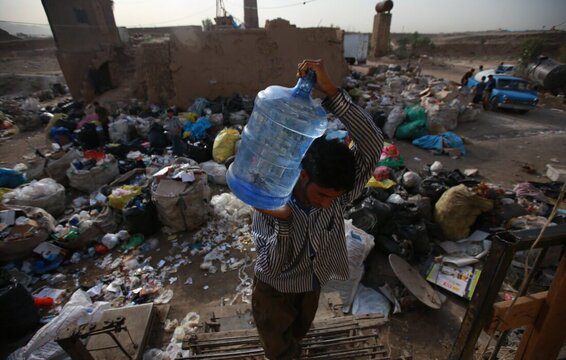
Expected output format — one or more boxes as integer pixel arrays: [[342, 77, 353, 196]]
[[182, 314, 389, 359]]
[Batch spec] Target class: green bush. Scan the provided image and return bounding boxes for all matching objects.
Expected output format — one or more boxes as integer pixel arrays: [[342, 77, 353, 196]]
[[520, 38, 543, 64], [394, 32, 434, 59]]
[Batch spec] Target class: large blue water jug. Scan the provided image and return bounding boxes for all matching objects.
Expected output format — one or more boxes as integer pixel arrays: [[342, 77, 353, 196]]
[[227, 72, 327, 209]]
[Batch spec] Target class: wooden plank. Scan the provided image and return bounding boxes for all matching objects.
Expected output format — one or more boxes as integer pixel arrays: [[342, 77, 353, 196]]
[[484, 292, 547, 334], [515, 255, 566, 360], [86, 303, 154, 360], [449, 237, 515, 360]]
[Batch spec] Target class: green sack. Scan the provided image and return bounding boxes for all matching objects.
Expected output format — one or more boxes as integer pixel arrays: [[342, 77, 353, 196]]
[[395, 119, 428, 140], [377, 156, 405, 168], [405, 105, 426, 122]]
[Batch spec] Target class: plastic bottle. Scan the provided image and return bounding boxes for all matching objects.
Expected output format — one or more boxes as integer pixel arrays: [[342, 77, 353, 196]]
[[226, 71, 327, 209], [140, 238, 159, 253], [70, 252, 81, 264]]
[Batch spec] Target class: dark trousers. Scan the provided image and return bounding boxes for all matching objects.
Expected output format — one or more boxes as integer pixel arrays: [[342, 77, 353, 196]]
[[252, 278, 321, 360]]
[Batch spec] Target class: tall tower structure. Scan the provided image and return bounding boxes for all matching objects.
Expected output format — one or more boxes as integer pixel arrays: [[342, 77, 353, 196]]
[[371, 0, 393, 58], [244, 0, 259, 28]]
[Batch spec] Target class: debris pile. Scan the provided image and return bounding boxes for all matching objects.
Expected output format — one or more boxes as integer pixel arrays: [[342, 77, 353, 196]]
[[0, 67, 563, 360]]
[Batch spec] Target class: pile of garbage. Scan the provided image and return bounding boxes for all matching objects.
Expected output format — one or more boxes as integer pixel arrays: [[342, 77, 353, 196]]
[[340, 64, 481, 157], [0, 69, 563, 359], [0, 88, 68, 136], [331, 141, 565, 317]]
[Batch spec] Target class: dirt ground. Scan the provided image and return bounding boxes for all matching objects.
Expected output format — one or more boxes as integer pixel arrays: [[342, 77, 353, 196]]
[[1, 46, 565, 359]]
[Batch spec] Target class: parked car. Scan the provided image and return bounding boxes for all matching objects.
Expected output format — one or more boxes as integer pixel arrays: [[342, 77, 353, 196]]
[[495, 64, 516, 74], [467, 73, 538, 113]]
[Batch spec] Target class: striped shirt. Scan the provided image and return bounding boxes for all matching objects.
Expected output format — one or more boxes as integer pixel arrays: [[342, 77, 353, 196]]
[[252, 89, 384, 293]]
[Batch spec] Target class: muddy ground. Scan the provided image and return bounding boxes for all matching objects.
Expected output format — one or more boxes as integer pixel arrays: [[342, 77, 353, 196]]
[[1, 48, 565, 359]]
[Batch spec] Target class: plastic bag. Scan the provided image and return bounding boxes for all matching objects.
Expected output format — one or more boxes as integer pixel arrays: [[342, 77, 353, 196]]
[[143, 349, 167, 360], [212, 128, 240, 163], [22, 98, 40, 112], [45, 150, 80, 184], [67, 155, 120, 193], [123, 197, 161, 236], [188, 97, 209, 116], [151, 159, 211, 233], [0, 283, 39, 343], [108, 185, 142, 210], [377, 144, 404, 168], [402, 171, 422, 188], [0, 168, 26, 188], [434, 184, 494, 241], [383, 106, 404, 139], [352, 284, 391, 318], [323, 220, 375, 312], [412, 131, 466, 156], [211, 192, 252, 220], [3, 178, 66, 217], [108, 116, 138, 143], [200, 161, 227, 185], [7, 290, 109, 360], [183, 116, 212, 142]]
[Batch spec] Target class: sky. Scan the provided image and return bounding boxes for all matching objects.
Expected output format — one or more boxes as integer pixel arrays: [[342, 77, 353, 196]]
[[1, 0, 565, 36]]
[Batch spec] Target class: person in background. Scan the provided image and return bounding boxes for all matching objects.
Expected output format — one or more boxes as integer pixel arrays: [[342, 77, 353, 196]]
[[415, 57, 424, 76], [461, 68, 475, 86], [479, 65, 484, 72], [163, 107, 185, 155], [251, 59, 383, 360], [473, 76, 487, 104], [76, 104, 98, 129], [483, 75, 496, 110], [93, 101, 110, 141]]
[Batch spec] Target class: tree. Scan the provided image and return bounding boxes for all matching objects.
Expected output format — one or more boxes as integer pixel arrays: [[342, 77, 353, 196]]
[[202, 18, 213, 31], [394, 32, 433, 59], [520, 38, 543, 65]]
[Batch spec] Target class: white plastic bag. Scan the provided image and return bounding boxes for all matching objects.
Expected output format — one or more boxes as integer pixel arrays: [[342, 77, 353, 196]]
[[323, 220, 375, 312], [199, 161, 227, 185], [3, 178, 66, 217], [352, 284, 391, 318], [22, 98, 40, 112], [8, 290, 109, 360], [210, 192, 252, 220], [383, 106, 404, 139]]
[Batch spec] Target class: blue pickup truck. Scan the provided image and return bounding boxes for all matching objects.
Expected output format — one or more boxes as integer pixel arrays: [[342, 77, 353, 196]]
[[467, 71, 538, 113]]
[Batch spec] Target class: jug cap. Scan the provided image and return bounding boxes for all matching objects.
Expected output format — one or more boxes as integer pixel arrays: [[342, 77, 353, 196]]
[[292, 70, 316, 98]]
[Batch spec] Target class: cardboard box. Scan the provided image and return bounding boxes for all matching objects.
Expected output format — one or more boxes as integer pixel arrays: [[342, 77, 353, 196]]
[[426, 263, 481, 300], [546, 164, 566, 182], [0, 210, 16, 226], [154, 179, 188, 197]]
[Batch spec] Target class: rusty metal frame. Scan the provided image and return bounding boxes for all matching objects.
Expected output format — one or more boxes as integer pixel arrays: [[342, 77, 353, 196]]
[[183, 314, 389, 359], [56, 316, 137, 360], [448, 224, 566, 360]]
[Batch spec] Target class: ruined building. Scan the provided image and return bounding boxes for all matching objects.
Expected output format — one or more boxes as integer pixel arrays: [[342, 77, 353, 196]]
[[42, 0, 131, 102], [42, 0, 347, 107]]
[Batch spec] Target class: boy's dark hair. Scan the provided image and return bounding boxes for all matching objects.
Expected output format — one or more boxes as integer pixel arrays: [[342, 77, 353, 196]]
[[302, 137, 356, 191]]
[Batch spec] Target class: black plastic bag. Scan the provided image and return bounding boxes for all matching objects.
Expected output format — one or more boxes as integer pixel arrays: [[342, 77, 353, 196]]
[[0, 282, 39, 343], [123, 198, 161, 236]]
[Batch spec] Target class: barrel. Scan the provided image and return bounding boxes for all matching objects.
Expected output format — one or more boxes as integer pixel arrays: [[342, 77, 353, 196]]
[[375, 0, 394, 13], [527, 57, 566, 90]]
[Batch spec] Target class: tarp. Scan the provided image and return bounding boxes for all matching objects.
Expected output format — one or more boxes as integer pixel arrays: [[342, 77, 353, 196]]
[[412, 131, 466, 155]]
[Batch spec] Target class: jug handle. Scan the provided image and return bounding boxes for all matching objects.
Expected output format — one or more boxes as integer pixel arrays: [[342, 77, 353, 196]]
[[292, 70, 317, 98]]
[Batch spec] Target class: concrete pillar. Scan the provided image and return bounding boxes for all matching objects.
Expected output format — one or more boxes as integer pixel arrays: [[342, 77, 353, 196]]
[[371, 13, 392, 58], [244, 0, 259, 29]]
